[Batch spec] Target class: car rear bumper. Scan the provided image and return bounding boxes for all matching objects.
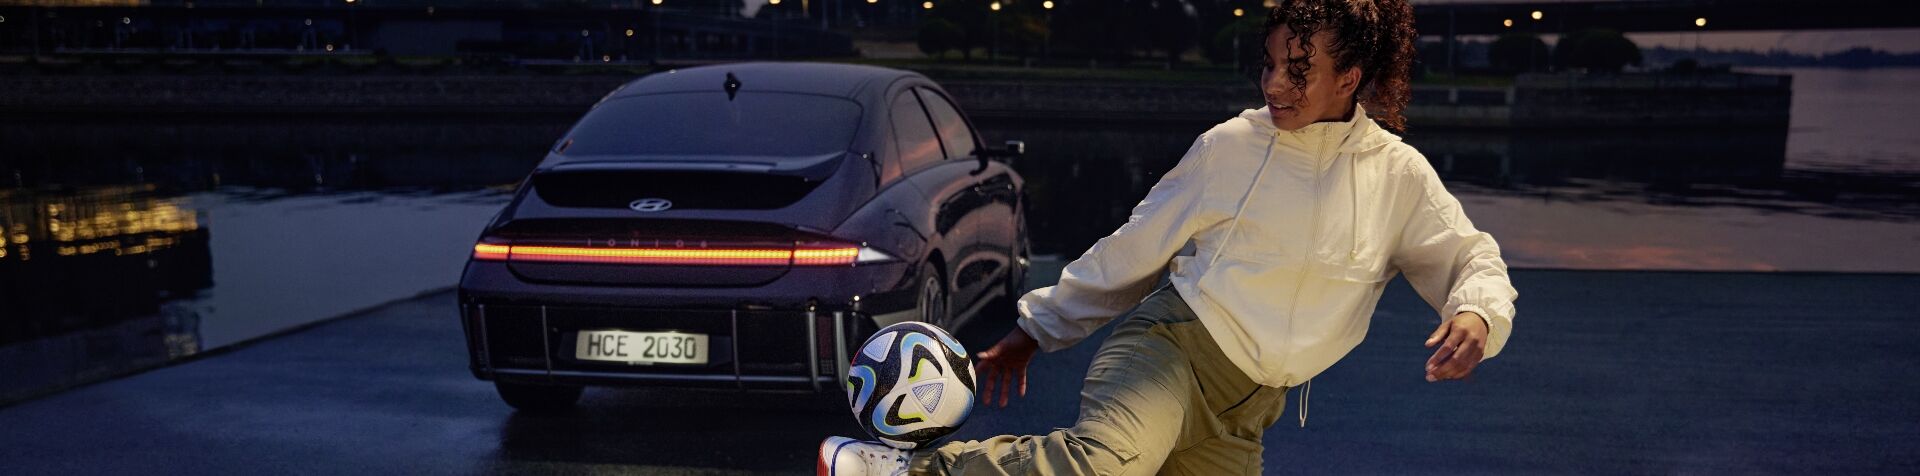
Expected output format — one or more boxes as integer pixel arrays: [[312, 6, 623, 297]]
[[459, 300, 878, 393], [456, 255, 925, 393]]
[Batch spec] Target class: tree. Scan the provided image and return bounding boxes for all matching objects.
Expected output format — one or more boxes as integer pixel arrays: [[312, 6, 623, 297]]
[[1206, 16, 1265, 76], [1488, 33, 1549, 74], [998, 12, 1048, 62], [1054, 0, 1130, 63], [1553, 28, 1642, 73], [927, 0, 989, 61], [1145, 0, 1198, 68], [919, 18, 966, 59]]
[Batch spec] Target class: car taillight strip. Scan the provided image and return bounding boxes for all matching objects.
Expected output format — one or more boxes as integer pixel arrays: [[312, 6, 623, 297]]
[[472, 243, 861, 266], [473, 243, 511, 261], [793, 247, 860, 266]]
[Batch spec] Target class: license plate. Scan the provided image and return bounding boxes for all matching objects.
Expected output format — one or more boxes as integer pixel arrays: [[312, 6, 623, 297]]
[[574, 330, 708, 365]]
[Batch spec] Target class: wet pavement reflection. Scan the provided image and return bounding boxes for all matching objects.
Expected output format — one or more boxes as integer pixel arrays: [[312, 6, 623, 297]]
[[2, 268, 1915, 474]]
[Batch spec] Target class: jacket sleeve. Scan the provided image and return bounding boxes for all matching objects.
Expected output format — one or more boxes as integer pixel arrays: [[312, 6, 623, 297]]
[[1014, 133, 1219, 352], [1389, 152, 1518, 361]]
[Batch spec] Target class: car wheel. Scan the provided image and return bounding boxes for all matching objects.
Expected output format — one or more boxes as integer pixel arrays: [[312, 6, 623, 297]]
[[918, 264, 951, 329], [494, 381, 583, 413], [991, 229, 1031, 321]]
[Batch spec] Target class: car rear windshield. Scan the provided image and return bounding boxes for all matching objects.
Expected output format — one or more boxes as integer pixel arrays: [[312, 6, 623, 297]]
[[558, 92, 863, 157]]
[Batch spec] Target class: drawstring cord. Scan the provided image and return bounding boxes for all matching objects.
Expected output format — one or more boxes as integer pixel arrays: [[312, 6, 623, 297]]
[[1299, 378, 1311, 427], [1213, 113, 1359, 430]]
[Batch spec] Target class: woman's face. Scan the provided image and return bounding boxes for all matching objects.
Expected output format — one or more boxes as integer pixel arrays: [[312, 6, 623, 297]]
[[1259, 26, 1361, 131]]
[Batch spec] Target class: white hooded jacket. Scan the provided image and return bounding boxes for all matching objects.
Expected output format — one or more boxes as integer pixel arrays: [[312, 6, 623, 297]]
[[1014, 104, 1518, 427]]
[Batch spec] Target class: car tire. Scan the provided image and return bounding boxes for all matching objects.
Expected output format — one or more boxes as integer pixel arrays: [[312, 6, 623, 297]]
[[990, 224, 1031, 322], [495, 381, 583, 413], [918, 263, 951, 329]]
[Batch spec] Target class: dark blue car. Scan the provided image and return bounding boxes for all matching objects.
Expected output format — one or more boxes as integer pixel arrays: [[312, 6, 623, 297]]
[[457, 62, 1030, 411]]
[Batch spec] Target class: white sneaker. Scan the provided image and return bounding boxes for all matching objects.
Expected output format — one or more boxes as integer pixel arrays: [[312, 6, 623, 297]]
[[818, 436, 911, 476]]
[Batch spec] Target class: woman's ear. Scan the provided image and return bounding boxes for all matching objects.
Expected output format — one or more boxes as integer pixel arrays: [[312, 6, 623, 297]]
[[1338, 66, 1364, 99]]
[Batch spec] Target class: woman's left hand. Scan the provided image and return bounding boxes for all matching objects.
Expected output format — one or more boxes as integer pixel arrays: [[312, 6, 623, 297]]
[[1424, 312, 1488, 382]]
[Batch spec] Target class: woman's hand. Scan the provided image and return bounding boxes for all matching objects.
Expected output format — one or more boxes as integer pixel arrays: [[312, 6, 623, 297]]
[[1424, 311, 1488, 382], [975, 326, 1040, 408]]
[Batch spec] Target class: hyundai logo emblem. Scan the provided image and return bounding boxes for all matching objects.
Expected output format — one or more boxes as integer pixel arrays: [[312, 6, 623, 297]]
[[628, 198, 673, 212]]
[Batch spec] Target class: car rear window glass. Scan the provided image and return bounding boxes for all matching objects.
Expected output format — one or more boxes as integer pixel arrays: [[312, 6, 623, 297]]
[[560, 92, 862, 157]]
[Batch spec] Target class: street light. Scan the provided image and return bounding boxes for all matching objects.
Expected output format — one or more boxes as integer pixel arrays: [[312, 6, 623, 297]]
[[989, 1, 1001, 62], [1530, 10, 1542, 21], [344, 0, 360, 53], [922, 1, 932, 9], [1044, 0, 1055, 60], [1233, 8, 1243, 17], [1503, 18, 1511, 28], [1693, 17, 1706, 56], [651, 1, 663, 64]]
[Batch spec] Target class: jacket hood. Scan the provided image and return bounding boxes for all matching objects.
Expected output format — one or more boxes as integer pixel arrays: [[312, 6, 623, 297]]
[[1235, 103, 1402, 155]]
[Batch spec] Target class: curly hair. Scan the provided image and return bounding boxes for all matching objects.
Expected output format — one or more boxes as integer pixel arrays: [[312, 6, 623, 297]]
[[1263, 0, 1417, 132]]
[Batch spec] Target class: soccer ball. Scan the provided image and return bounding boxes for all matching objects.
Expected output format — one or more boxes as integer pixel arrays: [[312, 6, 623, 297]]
[[845, 321, 977, 450]]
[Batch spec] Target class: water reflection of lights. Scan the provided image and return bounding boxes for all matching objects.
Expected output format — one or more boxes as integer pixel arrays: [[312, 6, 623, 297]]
[[1, 186, 200, 261], [0, 186, 213, 404]]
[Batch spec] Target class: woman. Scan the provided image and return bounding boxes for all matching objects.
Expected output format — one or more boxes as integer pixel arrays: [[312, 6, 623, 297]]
[[822, 0, 1518, 474]]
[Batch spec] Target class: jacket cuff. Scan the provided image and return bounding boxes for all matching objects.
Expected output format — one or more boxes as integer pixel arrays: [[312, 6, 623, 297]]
[[1445, 302, 1509, 361], [1014, 299, 1073, 353]]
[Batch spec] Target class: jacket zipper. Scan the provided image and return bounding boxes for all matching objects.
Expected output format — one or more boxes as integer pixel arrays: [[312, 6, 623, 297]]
[[1278, 131, 1331, 386]]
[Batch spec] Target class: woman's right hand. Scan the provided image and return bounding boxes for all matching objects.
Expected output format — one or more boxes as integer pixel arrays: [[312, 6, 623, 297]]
[[975, 326, 1040, 408]]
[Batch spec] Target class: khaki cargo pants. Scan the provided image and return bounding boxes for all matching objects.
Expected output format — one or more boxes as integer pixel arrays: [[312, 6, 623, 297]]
[[909, 284, 1292, 475]]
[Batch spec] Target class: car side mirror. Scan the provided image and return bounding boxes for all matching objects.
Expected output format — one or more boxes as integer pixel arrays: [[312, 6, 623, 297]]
[[1002, 140, 1025, 158], [975, 140, 1025, 172]]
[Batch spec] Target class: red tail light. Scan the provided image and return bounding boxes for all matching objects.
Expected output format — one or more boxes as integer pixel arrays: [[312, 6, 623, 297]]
[[792, 245, 861, 266], [470, 241, 890, 267], [472, 243, 511, 261]]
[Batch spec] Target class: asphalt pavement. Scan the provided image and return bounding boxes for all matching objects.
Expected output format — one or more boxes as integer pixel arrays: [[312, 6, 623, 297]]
[[1, 266, 1916, 475]]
